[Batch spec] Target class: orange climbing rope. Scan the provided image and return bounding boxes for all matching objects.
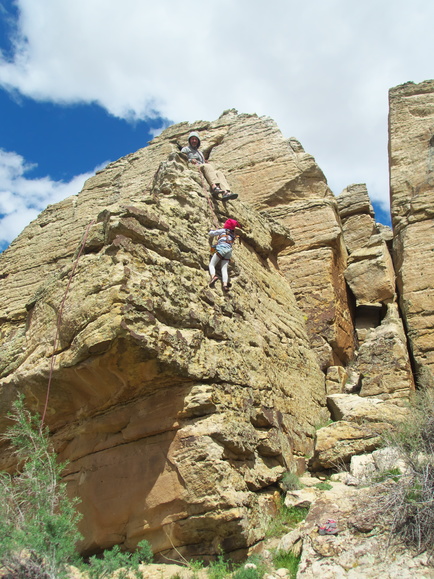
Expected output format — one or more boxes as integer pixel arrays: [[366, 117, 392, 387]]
[[40, 219, 95, 431]]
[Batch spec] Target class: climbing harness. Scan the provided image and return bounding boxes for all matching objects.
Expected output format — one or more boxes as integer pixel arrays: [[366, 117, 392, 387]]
[[40, 219, 95, 431]]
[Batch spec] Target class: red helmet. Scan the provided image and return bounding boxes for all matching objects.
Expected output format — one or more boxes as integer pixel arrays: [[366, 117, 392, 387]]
[[224, 219, 241, 230]]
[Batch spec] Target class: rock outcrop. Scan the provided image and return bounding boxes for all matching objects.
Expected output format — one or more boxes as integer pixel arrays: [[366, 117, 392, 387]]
[[0, 86, 431, 565], [389, 80, 434, 387], [0, 112, 330, 558]]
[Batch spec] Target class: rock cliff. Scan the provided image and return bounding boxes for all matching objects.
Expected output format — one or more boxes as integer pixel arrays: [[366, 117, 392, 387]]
[[0, 91, 430, 562], [389, 80, 434, 387]]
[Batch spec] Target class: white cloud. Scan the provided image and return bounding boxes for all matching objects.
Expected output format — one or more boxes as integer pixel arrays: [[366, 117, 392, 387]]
[[1, 0, 434, 214], [0, 149, 95, 247]]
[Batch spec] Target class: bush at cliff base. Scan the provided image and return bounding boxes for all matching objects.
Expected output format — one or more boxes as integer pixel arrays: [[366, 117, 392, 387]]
[[0, 395, 83, 579], [376, 389, 434, 559]]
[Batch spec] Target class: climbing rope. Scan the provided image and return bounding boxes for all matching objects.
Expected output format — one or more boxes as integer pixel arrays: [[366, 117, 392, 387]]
[[40, 219, 95, 431]]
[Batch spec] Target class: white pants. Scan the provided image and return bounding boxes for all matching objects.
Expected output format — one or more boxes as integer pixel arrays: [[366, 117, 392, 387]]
[[209, 253, 229, 284]]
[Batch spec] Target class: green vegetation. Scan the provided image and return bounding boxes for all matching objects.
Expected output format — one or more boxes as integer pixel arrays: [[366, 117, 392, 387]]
[[0, 395, 83, 579], [314, 481, 333, 490], [280, 470, 304, 492], [208, 552, 232, 579], [272, 549, 301, 579], [373, 467, 402, 484], [0, 395, 154, 579], [87, 541, 153, 578], [373, 389, 434, 557], [232, 555, 267, 579], [314, 418, 333, 431], [265, 496, 309, 538]]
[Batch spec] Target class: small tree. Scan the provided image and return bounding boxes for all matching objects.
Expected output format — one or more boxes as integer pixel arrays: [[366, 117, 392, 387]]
[[0, 395, 82, 578]]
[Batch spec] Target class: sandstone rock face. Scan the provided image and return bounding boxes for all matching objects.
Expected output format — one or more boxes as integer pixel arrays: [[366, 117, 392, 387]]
[[271, 200, 354, 370], [338, 183, 396, 308], [389, 80, 434, 386], [350, 303, 415, 400], [208, 113, 355, 371], [311, 420, 391, 470], [0, 113, 328, 558], [0, 92, 431, 564]]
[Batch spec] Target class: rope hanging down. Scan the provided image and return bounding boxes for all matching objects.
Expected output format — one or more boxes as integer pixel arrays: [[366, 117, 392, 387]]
[[40, 219, 95, 431]]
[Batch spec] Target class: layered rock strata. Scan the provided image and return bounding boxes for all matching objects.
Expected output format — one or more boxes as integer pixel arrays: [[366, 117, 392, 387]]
[[0, 93, 428, 559], [0, 113, 328, 558], [389, 80, 434, 386]]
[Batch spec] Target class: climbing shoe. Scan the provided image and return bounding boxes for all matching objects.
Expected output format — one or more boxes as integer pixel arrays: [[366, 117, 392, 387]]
[[221, 192, 238, 201], [318, 519, 338, 535]]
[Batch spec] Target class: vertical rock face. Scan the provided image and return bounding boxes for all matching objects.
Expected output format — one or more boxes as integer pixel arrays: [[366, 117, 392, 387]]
[[389, 80, 434, 386], [0, 112, 328, 558], [335, 183, 414, 402], [224, 121, 355, 368]]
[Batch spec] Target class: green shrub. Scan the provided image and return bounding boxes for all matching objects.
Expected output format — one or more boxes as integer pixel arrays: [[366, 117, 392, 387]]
[[86, 540, 153, 578], [265, 496, 309, 538], [272, 549, 301, 578], [280, 471, 303, 492], [232, 567, 261, 579], [314, 481, 333, 491], [373, 467, 402, 484], [232, 554, 267, 579], [208, 552, 232, 579], [0, 395, 83, 578], [373, 390, 434, 556]]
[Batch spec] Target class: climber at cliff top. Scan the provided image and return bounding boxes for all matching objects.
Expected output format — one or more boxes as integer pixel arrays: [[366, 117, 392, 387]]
[[181, 131, 238, 201], [208, 218, 242, 292]]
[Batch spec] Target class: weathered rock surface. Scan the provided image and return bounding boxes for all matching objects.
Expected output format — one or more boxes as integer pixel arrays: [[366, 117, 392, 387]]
[[0, 113, 328, 558], [214, 120, 356, 372], [310, 421, 390, 470], [272, 199, 355, 370], [349, 303, 415, 400], [290, 479, 434, 578], [344, 235, 396, 306], [389, 80, 434, 386], [327, 394, 409, 425], [0, 82, 433, 570]]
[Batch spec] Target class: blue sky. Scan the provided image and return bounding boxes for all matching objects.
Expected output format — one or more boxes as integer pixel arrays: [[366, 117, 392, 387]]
[[1, 0, 433, 251]]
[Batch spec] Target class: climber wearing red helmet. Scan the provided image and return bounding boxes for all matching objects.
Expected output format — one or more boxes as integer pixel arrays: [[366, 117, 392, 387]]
[[208, 219, 242, 292]]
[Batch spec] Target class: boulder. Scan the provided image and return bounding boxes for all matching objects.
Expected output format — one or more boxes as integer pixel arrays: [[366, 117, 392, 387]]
[[344, 235, 396, 306], [351, 303, 416, 400], [310, 421, 390, 470], [327, 394, 410, 424]]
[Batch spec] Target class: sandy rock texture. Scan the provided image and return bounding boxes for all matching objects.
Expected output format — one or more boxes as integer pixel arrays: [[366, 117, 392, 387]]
[[0, 112, 328, 559], [0, 89, 431, 567], [287, 478, 434, 578], [389, 80, 434, 386]]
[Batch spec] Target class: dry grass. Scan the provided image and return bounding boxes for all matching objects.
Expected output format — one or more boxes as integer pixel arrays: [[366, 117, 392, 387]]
[[369, 390, 434, 558]]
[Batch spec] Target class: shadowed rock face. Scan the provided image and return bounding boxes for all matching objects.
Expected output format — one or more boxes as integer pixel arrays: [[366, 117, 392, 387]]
[[389, 80, 434, 386], [0, 112, 328, 558]]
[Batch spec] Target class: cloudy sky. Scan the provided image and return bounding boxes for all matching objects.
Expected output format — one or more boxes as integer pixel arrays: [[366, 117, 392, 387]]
[[0, 0, 433, 251]]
